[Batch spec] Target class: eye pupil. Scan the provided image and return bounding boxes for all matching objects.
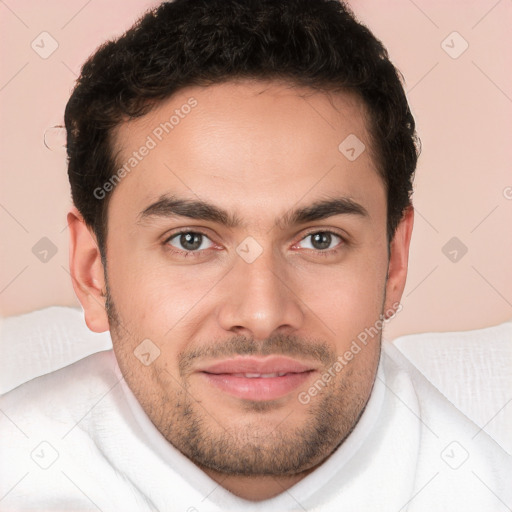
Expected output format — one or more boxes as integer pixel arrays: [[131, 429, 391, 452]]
[[180, 232, 202, 251], [311, 232, 332, 250]]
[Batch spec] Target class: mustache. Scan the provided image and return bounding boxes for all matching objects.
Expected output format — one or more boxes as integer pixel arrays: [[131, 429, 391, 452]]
[[178, 334, 335, 375]]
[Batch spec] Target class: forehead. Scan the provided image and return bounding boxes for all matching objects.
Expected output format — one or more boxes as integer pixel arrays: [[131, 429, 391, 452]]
[[108, 79, 385, 228]]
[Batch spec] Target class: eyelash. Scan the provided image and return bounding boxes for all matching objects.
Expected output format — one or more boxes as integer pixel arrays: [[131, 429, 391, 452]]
[[163, 229, 347, 259]]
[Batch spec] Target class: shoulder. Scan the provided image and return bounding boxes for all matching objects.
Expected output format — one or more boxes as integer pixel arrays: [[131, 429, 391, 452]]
[[0, 349, 119, 418], [0, 350, 125, 505], [0, 349, 123, 452], [381, 341, 512, 511]]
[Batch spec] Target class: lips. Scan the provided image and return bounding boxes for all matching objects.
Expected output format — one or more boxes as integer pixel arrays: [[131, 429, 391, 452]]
[[201, 356, 314, 375], [198, 356, 317, 401]]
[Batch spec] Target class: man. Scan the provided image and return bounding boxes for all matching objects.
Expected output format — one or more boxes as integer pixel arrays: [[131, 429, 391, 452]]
[[0, 0, 510, 510]]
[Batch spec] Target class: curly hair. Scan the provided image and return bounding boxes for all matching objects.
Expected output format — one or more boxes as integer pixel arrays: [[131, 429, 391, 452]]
[[65, 0, 419, 259]]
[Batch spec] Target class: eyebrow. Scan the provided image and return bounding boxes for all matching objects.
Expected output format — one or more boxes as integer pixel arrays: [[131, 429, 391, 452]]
[[137, 194, 369, 229]]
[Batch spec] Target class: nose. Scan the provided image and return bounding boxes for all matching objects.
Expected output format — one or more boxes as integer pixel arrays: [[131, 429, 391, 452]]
[[216, 245, 305, 341]]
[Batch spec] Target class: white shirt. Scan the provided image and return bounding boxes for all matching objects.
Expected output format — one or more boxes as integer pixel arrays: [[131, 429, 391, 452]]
[[0, 341, 510, 511]]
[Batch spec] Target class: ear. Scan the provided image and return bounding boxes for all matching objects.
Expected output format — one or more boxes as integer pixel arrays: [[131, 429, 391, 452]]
[[383, 205, 414, 317], [67, 207, 110, 333]]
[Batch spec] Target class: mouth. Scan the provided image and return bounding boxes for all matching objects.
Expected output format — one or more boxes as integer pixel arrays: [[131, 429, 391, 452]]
[[197, 356, 318, 401]]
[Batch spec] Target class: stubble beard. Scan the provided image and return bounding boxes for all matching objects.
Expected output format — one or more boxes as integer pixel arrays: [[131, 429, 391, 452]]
[[105, 285, 381, 477]]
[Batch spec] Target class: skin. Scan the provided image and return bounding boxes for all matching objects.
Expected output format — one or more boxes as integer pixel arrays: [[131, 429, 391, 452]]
[[68, 79, 414, 501]]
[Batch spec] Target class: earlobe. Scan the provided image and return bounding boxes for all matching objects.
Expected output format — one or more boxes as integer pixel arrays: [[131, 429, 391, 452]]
[[67, 207, 110, 333], [384, 206, 414, 315]]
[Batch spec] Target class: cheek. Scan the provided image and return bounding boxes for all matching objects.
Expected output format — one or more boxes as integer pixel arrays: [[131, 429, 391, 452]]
[[106, 246, 219, 344], [295, 249, 387, 338], [107, 230, 388, 353]]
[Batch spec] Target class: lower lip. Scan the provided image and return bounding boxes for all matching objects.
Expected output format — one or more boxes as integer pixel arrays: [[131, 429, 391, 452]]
[[201, 371, 314, 401]]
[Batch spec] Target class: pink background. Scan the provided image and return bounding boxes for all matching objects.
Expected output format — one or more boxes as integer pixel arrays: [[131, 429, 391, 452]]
[[1, 0, 511, 340]]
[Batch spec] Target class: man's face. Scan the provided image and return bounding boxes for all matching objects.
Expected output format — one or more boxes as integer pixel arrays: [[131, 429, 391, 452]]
[[103, 80, 391, 477]]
